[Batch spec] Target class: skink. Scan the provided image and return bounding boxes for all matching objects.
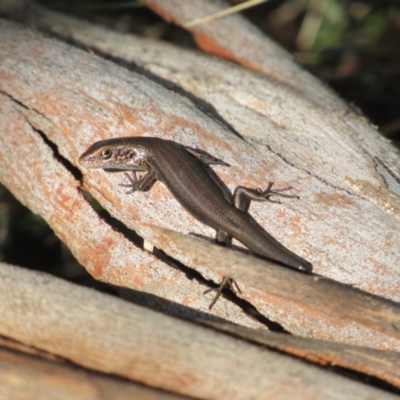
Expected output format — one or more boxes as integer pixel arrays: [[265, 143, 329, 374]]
[[79, 137, 312, 274]]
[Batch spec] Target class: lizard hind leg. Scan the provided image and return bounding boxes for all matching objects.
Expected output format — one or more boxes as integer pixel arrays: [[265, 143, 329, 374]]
[[233, 182, 299, 212], [215, 229, 232, 246], [203, 277, 241, 310]]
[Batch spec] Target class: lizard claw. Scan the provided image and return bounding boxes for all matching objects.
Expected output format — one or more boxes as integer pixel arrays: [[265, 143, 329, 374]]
[[204, 276, 241, 310], [118, 172, 140, 194], [258, 182, 299, 202]]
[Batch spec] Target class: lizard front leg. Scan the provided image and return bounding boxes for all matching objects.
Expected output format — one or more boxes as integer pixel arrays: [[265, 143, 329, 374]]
[[119, 170, 157, 194], [214, 182, 298, 245]]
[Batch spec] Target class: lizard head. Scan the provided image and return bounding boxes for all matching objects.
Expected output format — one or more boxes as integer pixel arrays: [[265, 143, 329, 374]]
[[79, 138, 149, 171]]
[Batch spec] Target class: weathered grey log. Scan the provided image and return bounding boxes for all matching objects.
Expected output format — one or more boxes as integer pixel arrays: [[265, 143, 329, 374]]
[[0, 19, 262, 329], [4, 0, 400, 301], [0, 344, 184, 400], [1, 0, 400, 397], [0, 262, 398, 400], [1, 17, 400, 349]]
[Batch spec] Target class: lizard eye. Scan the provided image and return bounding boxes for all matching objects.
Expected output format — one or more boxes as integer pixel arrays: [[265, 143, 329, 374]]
[[100, 149, 112, 159]]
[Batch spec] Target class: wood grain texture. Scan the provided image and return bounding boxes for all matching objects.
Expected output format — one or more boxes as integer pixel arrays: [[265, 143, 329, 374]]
[[0, 6, 400, 345], [11, 2, 400, 303], [0, 262, 397, 400], [0, 2, 400, 397], [0, 19, 262, 329], [0, 346, 184, 400], [146, 224, 400, 351]]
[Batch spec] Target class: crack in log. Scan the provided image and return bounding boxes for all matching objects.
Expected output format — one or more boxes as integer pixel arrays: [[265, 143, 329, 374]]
[[0, 89, 29, 110], [151, 246, 290, 333], [82, 188, 291, 332], [76, 173, 290, 331], [0, 88, 291, 330], [259, 139, 364, 198], [29, 123, 83, 182], [1, 90, 84, 182]]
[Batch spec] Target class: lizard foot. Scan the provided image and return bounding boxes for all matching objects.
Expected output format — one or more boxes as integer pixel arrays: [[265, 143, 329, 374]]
[[203, 276, 241, 310]]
